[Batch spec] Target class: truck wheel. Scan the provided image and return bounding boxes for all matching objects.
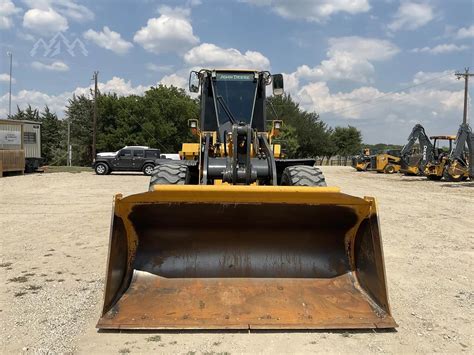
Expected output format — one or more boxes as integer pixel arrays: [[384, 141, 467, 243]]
[[95, 163, 109, 175], [426, 175, 442, 181], [442, 168, 463, 182], [280, 166, 327, 187], [384, 165, 396, 174], [142, 163, 155, 176], [149, 164, 190, 191]]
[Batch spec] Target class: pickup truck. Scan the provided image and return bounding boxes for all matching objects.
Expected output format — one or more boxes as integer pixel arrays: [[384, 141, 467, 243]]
[[93, 146, 162, 175]]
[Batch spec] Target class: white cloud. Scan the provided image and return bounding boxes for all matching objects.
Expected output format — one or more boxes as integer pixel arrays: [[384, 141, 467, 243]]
[[284, 70, 465, 143], [293, 36, 399, 83], [184, 43, 270, 70], [23, 7, 68, 35], [242, 0, 370, 22], [455, 25, 474, 39], [51, 0, 93, 22], [411, 43, 469, 54], [133, 6, 199, 54], [0, 77, 150, 118], [0, 73, 16, 83], [32, 61, 70, 71], [159, 73, 188, 89], [388, 2, 434, 31], [0, 0, 21, 29], [146, 63, 174, 72], [83, 27, 133, 55], [22, 0, 93, 22]]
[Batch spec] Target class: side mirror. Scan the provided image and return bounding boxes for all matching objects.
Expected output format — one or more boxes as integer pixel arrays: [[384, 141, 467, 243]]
[[189, 71, 200, 93], [272, 74, 284, 96]]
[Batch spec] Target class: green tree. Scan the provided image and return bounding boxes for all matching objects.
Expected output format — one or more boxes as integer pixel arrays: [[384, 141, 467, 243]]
[[66, 94, 94, 166], [10, 105, 40, 121], [267, 94, 332, 159], [330, 126, 363, 164], [39, 106, 65, 164], [64, 85, 199, 166], [276, 124, 300, 158]]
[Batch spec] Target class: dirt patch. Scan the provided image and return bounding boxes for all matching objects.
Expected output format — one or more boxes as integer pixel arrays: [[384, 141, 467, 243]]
[[0, 169, 472, 354]]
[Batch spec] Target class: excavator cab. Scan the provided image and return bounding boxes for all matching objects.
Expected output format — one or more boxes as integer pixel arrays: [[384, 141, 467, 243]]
[[97, 69, 397, 330]]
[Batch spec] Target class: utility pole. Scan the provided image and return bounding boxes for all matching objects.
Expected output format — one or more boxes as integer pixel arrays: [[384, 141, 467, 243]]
[[92, 71, 98, 160], [455, 68, 474, 125], [7, 51, 12, 117], [67, 120, 71, 166]]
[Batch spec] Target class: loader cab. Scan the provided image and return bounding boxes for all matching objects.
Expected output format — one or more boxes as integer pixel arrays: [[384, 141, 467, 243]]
[[189, 69, 283, 141]]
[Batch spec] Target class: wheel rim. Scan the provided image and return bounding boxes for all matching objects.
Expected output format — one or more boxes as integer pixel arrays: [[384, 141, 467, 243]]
[[97, 165, 105, 174], [145, 166, 153, 175]]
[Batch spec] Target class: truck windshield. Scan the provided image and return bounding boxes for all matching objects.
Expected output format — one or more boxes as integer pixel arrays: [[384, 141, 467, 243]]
[[214, 72, 257, 125]]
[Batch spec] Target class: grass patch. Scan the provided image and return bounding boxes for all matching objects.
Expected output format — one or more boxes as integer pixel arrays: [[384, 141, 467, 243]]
[[14, 292, 27, 297], [0, 262, 12, 268], [8, 276, 28, 283], [44, 166, 93, 174], [26, 285, 42, 291], [118, 348, 131, 354], [146, 335, 161, 342]]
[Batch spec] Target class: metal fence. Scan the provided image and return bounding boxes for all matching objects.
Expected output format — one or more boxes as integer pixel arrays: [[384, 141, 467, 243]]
[[315, 156, 353, 166]]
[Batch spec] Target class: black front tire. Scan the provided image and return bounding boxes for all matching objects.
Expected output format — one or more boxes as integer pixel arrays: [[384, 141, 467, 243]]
[[94, 163, 109, 175], [149, 164, 190, 191], [280, 165, 327, 186], [443, 168, 464, 182], [384, 165, 396, 174]]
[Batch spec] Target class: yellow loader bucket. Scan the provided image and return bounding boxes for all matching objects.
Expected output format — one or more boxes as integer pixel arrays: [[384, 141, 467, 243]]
[[97, 185, 397, 330]]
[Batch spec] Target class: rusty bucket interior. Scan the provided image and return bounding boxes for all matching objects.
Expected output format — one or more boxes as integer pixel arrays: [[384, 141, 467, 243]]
[[97, 186, 397, 330]]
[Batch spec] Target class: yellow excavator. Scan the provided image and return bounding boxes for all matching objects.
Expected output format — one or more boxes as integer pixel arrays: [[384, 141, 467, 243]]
[[97, 69, 397, 330]]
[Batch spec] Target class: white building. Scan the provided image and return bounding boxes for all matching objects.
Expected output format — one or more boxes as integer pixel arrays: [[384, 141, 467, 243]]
[[0, 119, 43, 173]]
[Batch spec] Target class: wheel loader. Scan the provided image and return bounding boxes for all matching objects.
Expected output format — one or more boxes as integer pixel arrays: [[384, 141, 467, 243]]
[[97, 69, 397, 330]]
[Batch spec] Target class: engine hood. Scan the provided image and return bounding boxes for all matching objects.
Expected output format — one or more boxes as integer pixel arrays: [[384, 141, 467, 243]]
[[97, 152, 117, 158]]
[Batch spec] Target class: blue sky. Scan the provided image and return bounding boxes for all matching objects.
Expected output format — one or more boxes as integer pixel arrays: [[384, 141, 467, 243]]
[[0, 0, 473, 143]]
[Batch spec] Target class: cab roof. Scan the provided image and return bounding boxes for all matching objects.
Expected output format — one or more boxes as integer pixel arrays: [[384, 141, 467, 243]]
[[430, 135, 456, 140]]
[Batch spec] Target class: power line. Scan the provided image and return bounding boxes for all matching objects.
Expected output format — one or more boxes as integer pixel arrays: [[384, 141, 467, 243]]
[[325, 71, 455, 116]]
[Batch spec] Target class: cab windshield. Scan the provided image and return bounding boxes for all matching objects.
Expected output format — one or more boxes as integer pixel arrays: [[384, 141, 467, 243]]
[[213, 72, 258, 125]]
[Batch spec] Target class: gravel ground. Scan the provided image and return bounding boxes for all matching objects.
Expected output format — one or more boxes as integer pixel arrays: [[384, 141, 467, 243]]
[[0, 167, 472, 354]]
